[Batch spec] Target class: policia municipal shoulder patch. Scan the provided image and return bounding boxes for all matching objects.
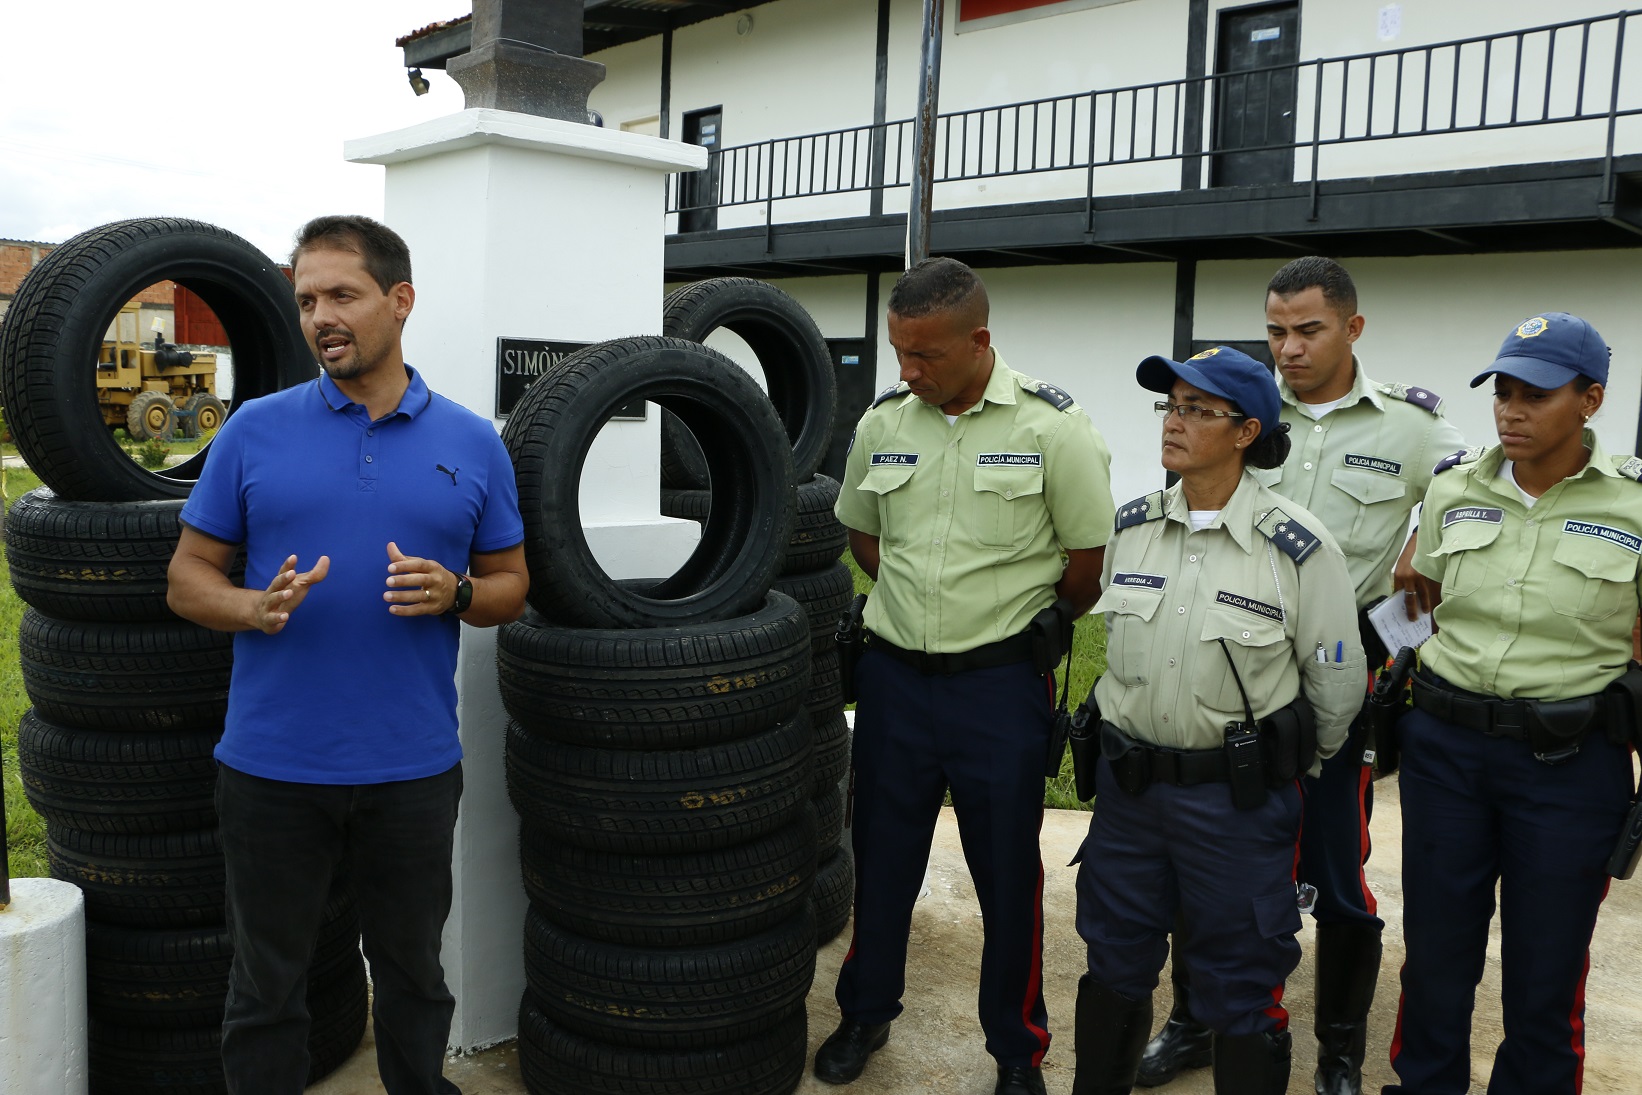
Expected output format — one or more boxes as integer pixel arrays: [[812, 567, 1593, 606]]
[[1257, 507, 1323, 564], [1115, 491, 1166, 531]]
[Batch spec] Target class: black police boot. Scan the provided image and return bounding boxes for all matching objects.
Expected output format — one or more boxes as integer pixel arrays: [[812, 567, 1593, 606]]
[[1071, 974, 1153, 1095], [1136, 961, 1212, 1087], [1312, 922, 1383, 1095], [1211, 1028, 1292, 1095], [813, 1018, 891, 1085], [995, 1064, 1048, 1095]]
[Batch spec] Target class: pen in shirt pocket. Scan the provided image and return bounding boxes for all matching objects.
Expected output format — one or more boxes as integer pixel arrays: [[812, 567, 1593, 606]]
[[1315, 642, 1325, 664]]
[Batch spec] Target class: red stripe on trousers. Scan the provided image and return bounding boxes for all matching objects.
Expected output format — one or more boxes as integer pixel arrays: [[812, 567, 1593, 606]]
[[1355, 761, 1378, 916], [1569, 878, 1609, 1095], [1022, 853, 1051, 1065]]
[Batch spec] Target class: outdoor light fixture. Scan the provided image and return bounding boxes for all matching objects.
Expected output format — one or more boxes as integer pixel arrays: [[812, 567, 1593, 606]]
[[408, 67, 431, 96]]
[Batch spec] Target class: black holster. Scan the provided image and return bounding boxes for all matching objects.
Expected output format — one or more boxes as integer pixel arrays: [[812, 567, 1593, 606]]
[[1603, 661, 1642, 747], [835, 594, 868, 704], [1028, 597, 1076, 675], [1035, 598, 1078, 778], [1069, 686, 1101, 801], [1258, 696, 1317, 785], [1364, 646, 1416, 777], [1605, 663, 1642, 879], [1099, 716, 1147, 797], [1524, 697, 1600, 763]]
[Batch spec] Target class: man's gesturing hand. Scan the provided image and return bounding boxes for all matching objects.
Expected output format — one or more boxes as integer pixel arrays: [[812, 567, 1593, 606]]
[[385, 541, 451, 615], [258, 554, 330, 634]]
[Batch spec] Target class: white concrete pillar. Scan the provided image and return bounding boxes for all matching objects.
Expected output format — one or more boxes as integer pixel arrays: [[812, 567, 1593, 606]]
[[1, 877, 88, 1094], [346, 109, 707, 1051]]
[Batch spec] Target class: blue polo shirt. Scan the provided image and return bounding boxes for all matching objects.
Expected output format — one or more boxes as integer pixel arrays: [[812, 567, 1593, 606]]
[[181, 367, 524, 784]]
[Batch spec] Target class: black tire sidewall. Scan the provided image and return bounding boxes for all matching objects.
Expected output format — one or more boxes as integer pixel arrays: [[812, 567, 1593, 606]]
[[0, 217, 309, 501]]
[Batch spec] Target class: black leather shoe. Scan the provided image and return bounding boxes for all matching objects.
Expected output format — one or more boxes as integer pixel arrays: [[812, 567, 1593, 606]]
[[1135, 1011, 1213, 1087], [813, 1019, 891, 1085], [995, 1065, 1048, 1095]]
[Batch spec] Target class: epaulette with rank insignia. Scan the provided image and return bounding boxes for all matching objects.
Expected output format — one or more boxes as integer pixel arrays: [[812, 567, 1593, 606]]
[[1433, 446, 1485, 475], [1031, 382, 1076, 411], [1115, 491, 1165, 531], [1257, 507, 1322, 565], [872, 382, 909, 408], [1615, 456, 1642, 483], [1378, 382, 1444, 415]]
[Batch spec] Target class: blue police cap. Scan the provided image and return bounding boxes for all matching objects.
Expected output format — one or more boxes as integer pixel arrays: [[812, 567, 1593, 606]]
[[1137, 346, 1279, 433], [1470, 313, 1610, 390]]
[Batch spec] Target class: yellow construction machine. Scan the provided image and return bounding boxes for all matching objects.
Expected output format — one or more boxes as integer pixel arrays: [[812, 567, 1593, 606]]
[[97, 301, 227, 441]]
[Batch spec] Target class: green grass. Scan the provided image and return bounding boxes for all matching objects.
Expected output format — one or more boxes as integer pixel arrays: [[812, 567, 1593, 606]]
[[2, 466, 48, 879], [841, 549, 1106, 811]]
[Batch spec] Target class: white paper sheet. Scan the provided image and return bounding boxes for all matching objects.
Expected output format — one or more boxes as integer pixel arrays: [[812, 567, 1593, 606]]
[[1368, 594, 1434, 655]]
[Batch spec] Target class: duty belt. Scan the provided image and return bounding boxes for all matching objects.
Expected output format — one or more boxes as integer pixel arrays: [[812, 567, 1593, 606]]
[[1104, 729, 1233, 787], [1410, 669, 1612, 760], [1410, 672, 1533, 740], [866, 631, 1035, 676]]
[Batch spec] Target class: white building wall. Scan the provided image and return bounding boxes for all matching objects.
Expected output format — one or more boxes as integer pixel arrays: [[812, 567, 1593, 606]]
[[592, 0, 1642, 227], [1196, 250, 1642, 468], [742, 250, 1642, 515]]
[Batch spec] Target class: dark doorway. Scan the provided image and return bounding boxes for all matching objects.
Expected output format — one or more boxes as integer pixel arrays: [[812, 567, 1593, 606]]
[[823, 337, 876, 483], [1210, 2, 1300, 187], [1191, 339, 1276, 372], [679, 107, 723, 233]]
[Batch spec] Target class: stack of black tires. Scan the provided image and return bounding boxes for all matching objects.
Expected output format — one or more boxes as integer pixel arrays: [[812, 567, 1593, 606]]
[[658, 279, 857, 945], [0, 218, 364, 1094], [498, 288, 843, 1095]]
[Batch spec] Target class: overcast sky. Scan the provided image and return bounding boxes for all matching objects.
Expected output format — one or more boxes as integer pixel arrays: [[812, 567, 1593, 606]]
[[1, 1, 476, 260]]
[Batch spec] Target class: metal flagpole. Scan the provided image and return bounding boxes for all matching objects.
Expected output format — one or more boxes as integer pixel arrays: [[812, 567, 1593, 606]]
[[906, 0, 946, 267]]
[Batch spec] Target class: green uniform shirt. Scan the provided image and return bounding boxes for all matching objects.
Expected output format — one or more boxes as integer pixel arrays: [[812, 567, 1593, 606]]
[[1412, 431, 1642, 699], [1260, 358, 1467, 607], [835, 352, 1116, 653], [1093, 473, 1365, 767]]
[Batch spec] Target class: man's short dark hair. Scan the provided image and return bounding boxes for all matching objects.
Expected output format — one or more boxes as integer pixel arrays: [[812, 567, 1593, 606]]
[[1267, 256, 1357, 318], [888, 256, 989, 327], [291, 215, 412, 295]]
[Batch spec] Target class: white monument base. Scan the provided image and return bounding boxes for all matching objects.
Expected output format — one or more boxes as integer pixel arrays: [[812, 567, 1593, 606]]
[[347, 109, 707, 1052], [0, 877, 88, 1094]]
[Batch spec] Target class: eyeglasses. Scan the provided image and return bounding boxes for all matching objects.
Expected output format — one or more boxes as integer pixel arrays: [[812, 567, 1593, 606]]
[[1154, 401, 1246, 422]]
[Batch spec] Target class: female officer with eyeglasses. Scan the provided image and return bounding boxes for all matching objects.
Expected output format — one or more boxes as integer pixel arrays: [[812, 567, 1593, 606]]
[[1388, 313, 1642, 1095], [1070, 347, 1364, 1095]]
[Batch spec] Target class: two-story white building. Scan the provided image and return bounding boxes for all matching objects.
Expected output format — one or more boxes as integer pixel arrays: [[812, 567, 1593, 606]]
[[407, 1, 1642, 505]]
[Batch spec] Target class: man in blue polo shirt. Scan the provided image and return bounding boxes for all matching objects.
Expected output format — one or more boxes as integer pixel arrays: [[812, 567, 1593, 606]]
[[167, 214, 528, 1095]]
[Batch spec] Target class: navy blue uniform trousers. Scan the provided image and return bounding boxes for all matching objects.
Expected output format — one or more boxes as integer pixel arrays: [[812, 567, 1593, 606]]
[[836, 648, 1053, 1068], [1076, 757, 1305, 1037], [1388, 707, 1630, 1095], [1300, 701, 1384, 929]]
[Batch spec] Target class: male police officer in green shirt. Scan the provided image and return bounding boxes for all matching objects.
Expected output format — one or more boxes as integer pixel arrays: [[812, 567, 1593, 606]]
[[815, 257, 1115, 1095], [1138, 258, 1464, 1095]]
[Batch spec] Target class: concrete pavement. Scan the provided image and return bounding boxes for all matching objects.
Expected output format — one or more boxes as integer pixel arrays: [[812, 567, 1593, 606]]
[[312, 775, 1642, 1094]]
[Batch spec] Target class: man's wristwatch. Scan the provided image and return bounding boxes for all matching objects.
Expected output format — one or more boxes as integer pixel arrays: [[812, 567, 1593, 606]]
[[446, 573, 473, 616]]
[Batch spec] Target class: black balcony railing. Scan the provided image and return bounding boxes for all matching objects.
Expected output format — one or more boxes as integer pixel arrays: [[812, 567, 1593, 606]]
[[667, 9, 1641, 232]]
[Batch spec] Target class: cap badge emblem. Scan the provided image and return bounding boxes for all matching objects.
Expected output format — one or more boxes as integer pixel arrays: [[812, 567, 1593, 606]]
[[1189, 347, 1222, 360], [1515, 316, 1550, 339]]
